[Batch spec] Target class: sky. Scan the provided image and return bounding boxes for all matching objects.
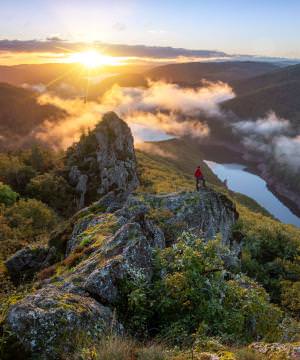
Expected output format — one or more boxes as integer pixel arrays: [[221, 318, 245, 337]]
[[0, 0, 300, 64]]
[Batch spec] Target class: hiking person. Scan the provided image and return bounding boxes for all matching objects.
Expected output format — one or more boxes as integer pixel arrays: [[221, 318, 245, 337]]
[[194, 165, 206, 190]]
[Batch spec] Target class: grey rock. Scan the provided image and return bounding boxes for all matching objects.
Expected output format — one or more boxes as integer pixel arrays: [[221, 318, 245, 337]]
[[5, 288, 122, 359], [67, 112, 139, 209], [143, 189, 238, 247], [5, 246, 56, 283], [84, 221, 165, 304]]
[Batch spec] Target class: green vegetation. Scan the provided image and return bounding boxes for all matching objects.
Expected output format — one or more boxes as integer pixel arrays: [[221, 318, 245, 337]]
[[137, 151, 194, 193], [0, 183, 18, 206], [0, 145, 74, 216], [26, 172, 74, 215], [117, 233, 286, 346], [237, 207, 300, 317], [72, 335, 284, 360], [0, 199, 58, 262]]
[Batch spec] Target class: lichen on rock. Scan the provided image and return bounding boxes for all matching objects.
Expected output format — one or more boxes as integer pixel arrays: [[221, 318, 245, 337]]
[[66, 112, 139, 208], [5, 288, 122, 359]]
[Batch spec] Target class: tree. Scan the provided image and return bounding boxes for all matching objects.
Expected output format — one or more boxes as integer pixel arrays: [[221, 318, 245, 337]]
[[0, 153, 36, 194], [26, 173, 75, 215], [21, 144, 61, 173]]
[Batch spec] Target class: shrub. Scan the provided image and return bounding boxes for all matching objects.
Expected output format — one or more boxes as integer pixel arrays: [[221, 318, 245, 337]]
[[0, 153, 36, 194], [4, 198, 58, 239], [0, 183, 19, 206], [26, 173, 75, 215], [280, 280, 300, 316], [21, 144, 61, 173], [37, 264, 57, 280], [63, 250, 85, 268], [118, 233, 285, 346], [238, 208, 300, 309]]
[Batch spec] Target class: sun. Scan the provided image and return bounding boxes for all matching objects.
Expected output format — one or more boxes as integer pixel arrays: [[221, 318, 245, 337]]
[[68, 49, 120, 68]]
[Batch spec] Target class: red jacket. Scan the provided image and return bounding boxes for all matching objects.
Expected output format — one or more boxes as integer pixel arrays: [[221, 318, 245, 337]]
[[194, 168, 203, 178]]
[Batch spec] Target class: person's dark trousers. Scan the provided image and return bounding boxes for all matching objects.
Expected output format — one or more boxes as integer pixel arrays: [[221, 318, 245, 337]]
[[196, 177, 206, 190]]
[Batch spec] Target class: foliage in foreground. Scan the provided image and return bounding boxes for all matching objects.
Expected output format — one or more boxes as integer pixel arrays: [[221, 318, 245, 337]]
[[238, 207, 300, 317], [72, 335, 294, 360], [117, 233, 289, 346]]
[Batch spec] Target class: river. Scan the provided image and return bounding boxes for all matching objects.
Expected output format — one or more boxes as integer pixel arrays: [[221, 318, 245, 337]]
[[204, 160, 300, 227]]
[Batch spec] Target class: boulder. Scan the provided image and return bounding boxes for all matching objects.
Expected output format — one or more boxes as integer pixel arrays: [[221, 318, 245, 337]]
[[142, 189, 239, 248], [5, 288, 122, 359], [5, 246, 56, 284], [84, 220, 165, 304], [250, 342, 300, 359]]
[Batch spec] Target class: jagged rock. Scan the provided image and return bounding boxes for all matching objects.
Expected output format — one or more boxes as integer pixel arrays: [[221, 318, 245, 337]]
[[5, 288, 122, 359], [5, 246, 56, 284], [84, 221, 165, 304], [66, 112, 139, 208], [142, 189, 239, 248]]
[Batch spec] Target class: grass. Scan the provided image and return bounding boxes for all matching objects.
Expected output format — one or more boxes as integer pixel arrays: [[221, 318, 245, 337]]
[[137, 151, 194, 194], [137, 149, 271, 218], [73, 336, 168, 360], [71, 336, 271, 360]]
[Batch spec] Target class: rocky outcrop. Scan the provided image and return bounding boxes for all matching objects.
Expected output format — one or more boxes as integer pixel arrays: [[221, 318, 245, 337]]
[[84, 220, 165, 304], [6, 288, 122, 359], [3, 188, 238, 358], [5, 246, 56, 284], [142, 189, 239, 248], [66, 112, 139, 208]]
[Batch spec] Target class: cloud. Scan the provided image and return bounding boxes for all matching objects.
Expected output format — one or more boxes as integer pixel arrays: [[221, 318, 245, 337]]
[[46, 36, 65, 42], [36, 95, 108, 149], [135, 142, 176, 159], [34, 80, 231, 149], [232, 110, 300, 171], [0, 39, 227, 59], [22, 83, 47, 93], [233, 111, 290, 138], [103, 80, 235, 117], [125, 111, 210, 141], [112, 22, 126, 31], [273, 135, 300, 169], [148, 30, 167, 35]]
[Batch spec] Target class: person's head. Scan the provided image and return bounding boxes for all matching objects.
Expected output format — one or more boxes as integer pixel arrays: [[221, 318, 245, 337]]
[[197, 165, 201, 169]]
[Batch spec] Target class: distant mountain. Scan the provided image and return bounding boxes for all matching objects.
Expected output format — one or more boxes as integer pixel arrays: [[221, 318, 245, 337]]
[[0, 61, 281, 100], [225, 63, 300, 121], [0, 83, 64, 148], [0, 63, 149, 89], [0, 63, 82, 86], [88, 61, 279, 98], [145, 61, 279, 85]]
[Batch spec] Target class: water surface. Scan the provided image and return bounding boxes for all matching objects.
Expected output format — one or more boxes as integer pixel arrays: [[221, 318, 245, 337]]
[[205, 160, 300, 227]]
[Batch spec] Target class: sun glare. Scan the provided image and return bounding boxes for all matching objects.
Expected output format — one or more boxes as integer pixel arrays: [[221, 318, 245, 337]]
[[68, 50, 120, 68]]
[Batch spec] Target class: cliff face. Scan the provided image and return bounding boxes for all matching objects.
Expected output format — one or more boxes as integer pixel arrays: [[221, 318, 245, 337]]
[[67, 112, 139, 208], [4, 188, 239, 358]]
